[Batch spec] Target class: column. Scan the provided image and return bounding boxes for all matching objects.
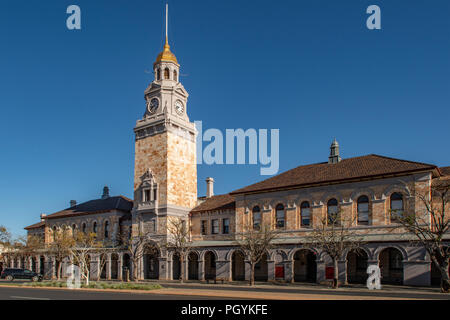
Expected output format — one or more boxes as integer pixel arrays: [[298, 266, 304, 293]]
[[106, 253, 111, 280], [338, 260, 347, 284], [267, 259, 275, 281], [244, 260, 251, 281], [52, 257, 56, 280], [198, 259, 205, 281], [216, 260, 229, 280], [403, 260, 431, 286], [36, 256, 41, 275], [228, 258, 233, 282], [316, 260, 325, 283], [286, 260, 294, 283], [118, 254, 123, 281]]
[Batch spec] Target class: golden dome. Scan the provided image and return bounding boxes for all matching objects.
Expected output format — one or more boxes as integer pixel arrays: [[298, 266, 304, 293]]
[[155, 37, 178, 65]]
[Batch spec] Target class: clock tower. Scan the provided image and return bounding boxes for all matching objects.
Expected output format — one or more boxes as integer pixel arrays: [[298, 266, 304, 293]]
[[132, 6, 197, 241]]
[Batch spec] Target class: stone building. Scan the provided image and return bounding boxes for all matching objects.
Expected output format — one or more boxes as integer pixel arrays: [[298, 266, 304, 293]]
[[20, 13, 449, 286]]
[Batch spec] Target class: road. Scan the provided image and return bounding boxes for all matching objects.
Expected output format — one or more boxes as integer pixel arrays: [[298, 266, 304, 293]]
[[0, 286, 230, 300]]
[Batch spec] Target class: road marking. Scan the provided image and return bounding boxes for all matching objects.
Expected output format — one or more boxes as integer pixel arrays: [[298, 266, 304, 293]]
[[10, 296, 50, 300]]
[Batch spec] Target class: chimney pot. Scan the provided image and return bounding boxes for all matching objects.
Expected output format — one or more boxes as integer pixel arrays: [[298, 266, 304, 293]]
[[40, 213, 47, 222], [206, 177, 214, 198], [70, 200, 77, 207], [102, 186, 110, 199]]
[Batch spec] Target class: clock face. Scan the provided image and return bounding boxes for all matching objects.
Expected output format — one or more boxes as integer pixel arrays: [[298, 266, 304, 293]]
[[147, 98, 159, 114], [175, 100, 184, 115]]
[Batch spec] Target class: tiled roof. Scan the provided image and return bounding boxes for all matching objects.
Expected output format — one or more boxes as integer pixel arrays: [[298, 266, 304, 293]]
[[191, 194, 235, 213], [24, 221, 45, 230], [440, 166, 450, 176], [45, 196, 133, 220], [231, 154, 438, 195]]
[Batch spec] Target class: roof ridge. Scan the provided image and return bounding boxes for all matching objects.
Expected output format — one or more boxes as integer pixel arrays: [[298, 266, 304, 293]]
[[367, 154, 437, 167]]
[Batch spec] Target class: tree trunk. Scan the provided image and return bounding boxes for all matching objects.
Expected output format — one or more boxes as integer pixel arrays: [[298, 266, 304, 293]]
[[439, 259, 450, 293], [250, 264, 255, 286], [180, 255, 184, 284], [56, 261, 61, 280], [133, 259, 139, 282], [333, 258, 339, 289]]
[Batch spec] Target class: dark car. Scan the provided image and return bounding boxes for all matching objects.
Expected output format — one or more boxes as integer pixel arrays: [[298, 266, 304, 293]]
[[0, 268, 43, 282]]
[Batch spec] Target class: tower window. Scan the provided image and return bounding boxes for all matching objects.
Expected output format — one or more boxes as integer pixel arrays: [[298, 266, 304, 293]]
[[173, 70, 178, 82], [201, 220, 207, 235], [357, 196, 370, 225], [211, 219, 219, 234], [327, 198, 339, 224], [153, 185, 158, 201], [275, 204, 285, 229], [300, 201, 311, 227], [104, 221, 109, 239], [157, 69, 161, 80], [390, 193, 404, 222], [164, 68, 170, 79], [252, 206, 261, 230], [222, 219, 230, 234], [143, 189, 151, 202]]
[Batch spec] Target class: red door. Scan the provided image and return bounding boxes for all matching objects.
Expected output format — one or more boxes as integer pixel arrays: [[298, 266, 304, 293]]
[[275, 265, 284, 279], [326, 266, 334, 279]]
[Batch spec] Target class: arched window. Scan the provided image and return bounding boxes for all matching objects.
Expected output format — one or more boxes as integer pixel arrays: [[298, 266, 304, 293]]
[[164, 68, 170, 79], [300, 201, 310, 227], [82, 223, 86, 234], [104, 221, 109, 239], [357, 196, 369, 225], [157, 69, 161, 80], [275, 204, 285, 229], [327, 199, 339, 224], [93, 222, 97, 233], [173, 70, 178, 82], [72, 224, 77, 234], [52, 226, 57, 241], [252, 206, 261, 230], [390, 193, 404, 222]]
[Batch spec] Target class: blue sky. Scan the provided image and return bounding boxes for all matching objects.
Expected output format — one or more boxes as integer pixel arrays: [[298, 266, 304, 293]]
[[1, 0, 449, 237]]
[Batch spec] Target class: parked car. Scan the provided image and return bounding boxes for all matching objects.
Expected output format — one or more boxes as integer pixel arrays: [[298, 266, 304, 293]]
[[0, 268, 43, 282]]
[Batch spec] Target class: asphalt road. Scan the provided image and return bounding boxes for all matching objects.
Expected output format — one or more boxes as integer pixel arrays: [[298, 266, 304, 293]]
[[0, 286, 229, 300]]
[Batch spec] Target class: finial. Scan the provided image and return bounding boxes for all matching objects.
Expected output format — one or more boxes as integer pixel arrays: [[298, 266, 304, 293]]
[[165, 3, 169, 45], [328, 138, 341, 164]]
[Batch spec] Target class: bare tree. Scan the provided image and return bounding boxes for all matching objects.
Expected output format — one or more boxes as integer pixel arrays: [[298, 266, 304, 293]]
[[69, 231, 99, 285], [96, 239, 121, 281], [234, 223, 278, 286], [394, 179, 450, 293], [0, 226, 11, 244], [49, 226, 75, 280], [120, 226, 158, 282], [14, 235, 44, 270], [0, 226, 12, 268], [307, 211, 363, 289], [166, 217, 190, 283]]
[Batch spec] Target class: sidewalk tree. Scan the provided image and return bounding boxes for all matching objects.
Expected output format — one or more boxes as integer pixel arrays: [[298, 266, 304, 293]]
[[96, 239, 121, 281], [120, 221, 158, 282], [394, 178, 450, 293], [307, 211, 363, 289], [234, 223, 278, 286], [165, 217, 190, 283], [69, 231, 99, 285], [49, 226, 75, 280], [0, 226, 12, 267]]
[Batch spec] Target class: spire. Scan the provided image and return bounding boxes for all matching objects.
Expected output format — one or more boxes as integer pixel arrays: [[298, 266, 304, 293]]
[[328, 138, 341, 164], [154, 3, 178, 66], [165, 3, 169, 45]]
